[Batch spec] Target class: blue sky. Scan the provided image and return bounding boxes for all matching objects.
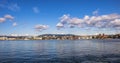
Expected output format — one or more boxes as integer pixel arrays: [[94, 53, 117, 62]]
[[0, 0, 120, 35]]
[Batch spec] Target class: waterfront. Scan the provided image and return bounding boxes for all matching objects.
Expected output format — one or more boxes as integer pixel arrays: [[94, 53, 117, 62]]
[[0, 34, 120, 40], [0, 39, 120, 63]]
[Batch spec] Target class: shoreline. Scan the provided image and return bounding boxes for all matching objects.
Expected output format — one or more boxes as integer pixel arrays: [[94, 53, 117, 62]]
[[0, 38, 120, 41]]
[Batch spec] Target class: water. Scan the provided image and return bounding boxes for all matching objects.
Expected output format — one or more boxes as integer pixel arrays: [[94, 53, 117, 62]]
[[0, 39, 120, 63]]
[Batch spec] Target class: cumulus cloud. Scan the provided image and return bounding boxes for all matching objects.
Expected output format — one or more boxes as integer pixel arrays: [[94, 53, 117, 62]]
[[0, 18, 6, 23], [4, 14, 14, 20], [56, 23, 64, 29], [56, 14, 85, 29], [34, 24, 49, 31], [13, 22, 17, 26], [57, 13, 120, 30], [0, 14, 14, 23], [60, 14, 70, 24], [70, 18, 84, 25], [87, 14, 120, 28], [33, 7, 39, 13], [0, 14, 17, 27], [109, 19, 120, 29]]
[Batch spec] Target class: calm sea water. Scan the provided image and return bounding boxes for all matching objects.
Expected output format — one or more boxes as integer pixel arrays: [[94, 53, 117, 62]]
[[0, 39, 120, 63]]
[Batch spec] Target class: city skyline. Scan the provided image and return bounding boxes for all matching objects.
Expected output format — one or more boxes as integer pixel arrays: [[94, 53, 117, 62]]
[[0, 0, 120, 36]]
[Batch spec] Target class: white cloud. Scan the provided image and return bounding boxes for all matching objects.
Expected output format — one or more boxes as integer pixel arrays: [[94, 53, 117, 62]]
[[0, 18, 6, 23], [87, 14, 120, 28], [0, 14, 17, 27], [57, 14, 84, 29], [60, 14, 70, 24], [34, 24, 49, 31], [0, 14, 14, 23], [57, 13, 120, 30], [84, 15, 90, 20], [33, 7, 39, 13], [70, 18, 84, 25], [111, 19, 120, 25], [13, 22, 17, 26], [56, 23, 64, 29], [4, 14, 14, 20], [109, 19, 120, 29]]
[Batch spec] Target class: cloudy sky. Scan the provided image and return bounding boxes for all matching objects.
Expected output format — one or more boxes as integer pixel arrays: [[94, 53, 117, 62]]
[[0, 0, 120, 35]]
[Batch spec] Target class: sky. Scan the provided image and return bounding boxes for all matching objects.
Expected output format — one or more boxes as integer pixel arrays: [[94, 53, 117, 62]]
[[0, 0, 120, 36]]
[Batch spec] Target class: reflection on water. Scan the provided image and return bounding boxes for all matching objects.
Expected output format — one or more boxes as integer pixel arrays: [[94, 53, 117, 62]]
[[0, 39, 120, 63]]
